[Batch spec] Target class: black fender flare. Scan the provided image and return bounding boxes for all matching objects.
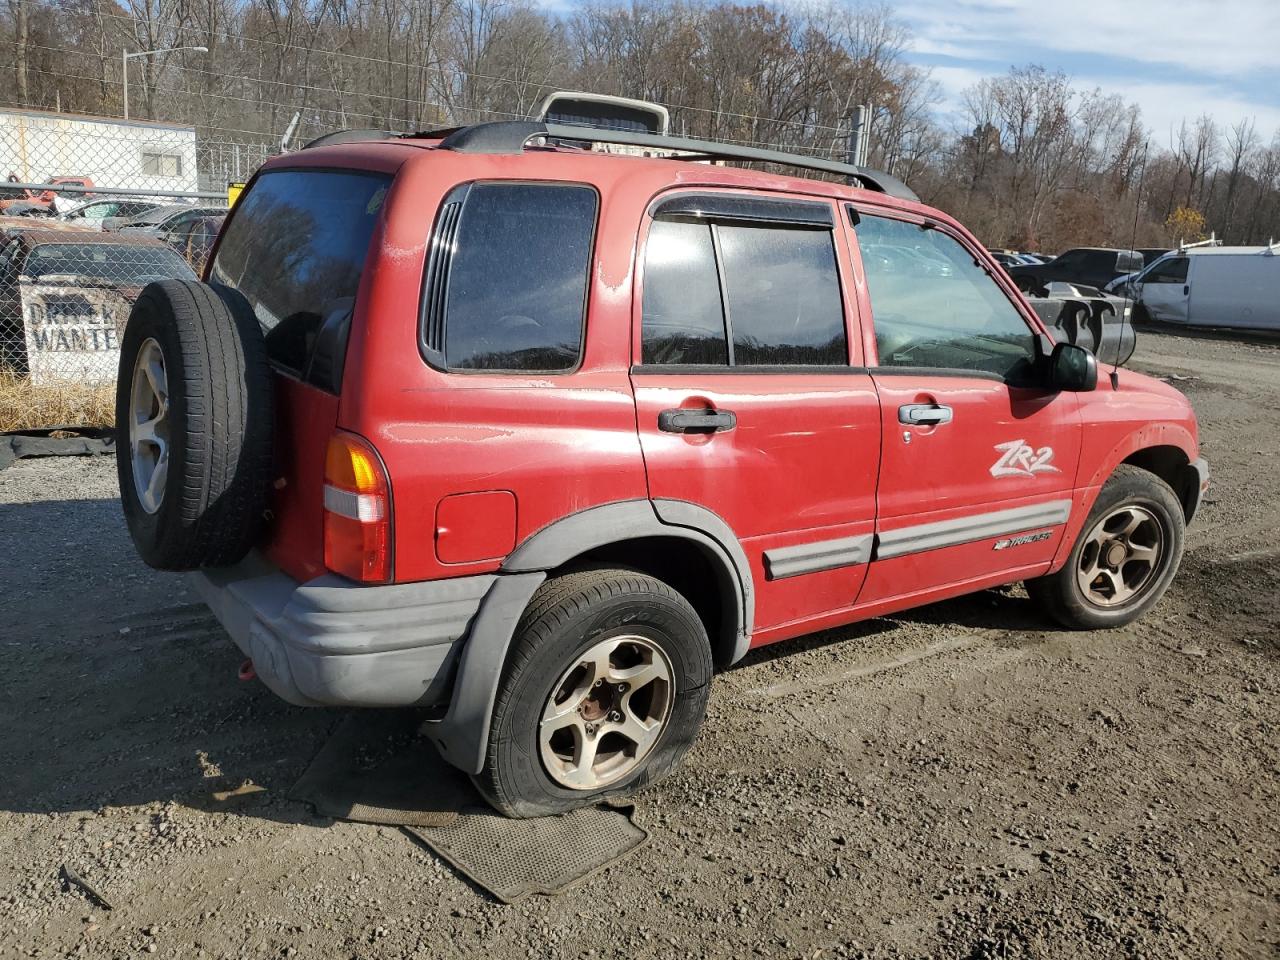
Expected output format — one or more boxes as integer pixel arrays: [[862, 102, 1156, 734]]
[[425, 499, 753, 774]]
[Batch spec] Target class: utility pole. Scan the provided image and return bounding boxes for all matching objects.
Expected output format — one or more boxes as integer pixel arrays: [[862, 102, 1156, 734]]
[[847, 104, 871, 168]]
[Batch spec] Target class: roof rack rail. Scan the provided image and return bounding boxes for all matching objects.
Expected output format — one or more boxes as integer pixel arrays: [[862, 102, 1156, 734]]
[[428, 120, 918, 201], [302, 129, 395, 149]]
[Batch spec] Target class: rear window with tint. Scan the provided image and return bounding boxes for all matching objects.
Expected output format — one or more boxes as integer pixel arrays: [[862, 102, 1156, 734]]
[[23, 243, 196, 284], [422, 182, 597, 372], [642, 217, 846, 367], [641, 220, 727, 365], [717, 225, 846, 365], [210, 169, 390, 380]]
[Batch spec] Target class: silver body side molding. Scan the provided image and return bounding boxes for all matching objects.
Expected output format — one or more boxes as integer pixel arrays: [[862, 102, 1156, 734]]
[[764, 534, 874, 580], [876, 499, 1073, 560]]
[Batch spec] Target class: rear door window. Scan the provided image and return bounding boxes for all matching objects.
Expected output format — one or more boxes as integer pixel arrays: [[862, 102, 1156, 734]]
[[1082, 251, 1113, 273], [641, 220, 727, 365], [209, 169, 390, 384], [420, 182, 598, 372], [717, 225, 846, 365], [641, 204, 847, 367]]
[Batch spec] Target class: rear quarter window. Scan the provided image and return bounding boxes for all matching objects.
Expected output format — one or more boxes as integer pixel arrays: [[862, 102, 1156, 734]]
[[210, 169, 390, 383], [420, 182, 598, 372]]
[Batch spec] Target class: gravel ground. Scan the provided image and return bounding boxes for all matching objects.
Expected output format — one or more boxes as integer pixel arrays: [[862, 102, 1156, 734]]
[[1, 326, 1277, 960]]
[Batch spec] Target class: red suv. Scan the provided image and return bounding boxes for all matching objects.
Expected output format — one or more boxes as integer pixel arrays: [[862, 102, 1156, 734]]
[[114, 119, 1208, 817]]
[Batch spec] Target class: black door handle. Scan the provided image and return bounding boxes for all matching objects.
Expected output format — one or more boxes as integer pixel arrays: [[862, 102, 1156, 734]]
[[898, 403, 953, 426], [658, 408, 737, 434], [1183, 284, 1189, 295]]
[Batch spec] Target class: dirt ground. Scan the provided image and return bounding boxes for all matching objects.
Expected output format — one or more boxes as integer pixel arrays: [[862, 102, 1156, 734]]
[[1, 325, 1276, 960]]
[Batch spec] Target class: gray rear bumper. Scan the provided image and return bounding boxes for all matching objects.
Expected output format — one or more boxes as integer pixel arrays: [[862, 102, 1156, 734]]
[[192, 557, 495, 707]]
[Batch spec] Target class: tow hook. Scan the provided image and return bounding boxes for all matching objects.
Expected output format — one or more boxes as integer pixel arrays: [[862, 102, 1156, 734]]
[[238, 658, 257, 682]]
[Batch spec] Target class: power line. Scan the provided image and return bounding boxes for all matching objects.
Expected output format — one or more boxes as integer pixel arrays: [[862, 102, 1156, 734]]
[[13, 61, 846, 158], [75, 8, 852, 136]]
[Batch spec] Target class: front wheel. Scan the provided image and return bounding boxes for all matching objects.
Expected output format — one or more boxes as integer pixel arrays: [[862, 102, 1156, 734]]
[[1026, 465, 1185, 629], [473, 569, 713, 818]]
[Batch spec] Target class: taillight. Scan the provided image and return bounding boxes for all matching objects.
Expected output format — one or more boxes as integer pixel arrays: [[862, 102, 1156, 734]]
[[323, 431, 392, 583]]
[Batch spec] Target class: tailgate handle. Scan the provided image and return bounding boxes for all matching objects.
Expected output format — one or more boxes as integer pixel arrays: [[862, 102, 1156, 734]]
[[658, 408, 737, 434], [899, 403, 953, 426]]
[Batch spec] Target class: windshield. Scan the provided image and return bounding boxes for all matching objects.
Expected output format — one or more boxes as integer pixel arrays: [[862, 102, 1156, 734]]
[[22, 243, 197, 284]]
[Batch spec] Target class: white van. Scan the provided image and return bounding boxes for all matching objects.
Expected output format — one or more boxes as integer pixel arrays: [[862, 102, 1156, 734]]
[[1133, 245, 1280, 330]]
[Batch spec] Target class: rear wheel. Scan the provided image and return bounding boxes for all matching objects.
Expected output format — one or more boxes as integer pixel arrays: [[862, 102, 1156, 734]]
[[1027, 465, 1185, 629], [474, 569, 713, 818]]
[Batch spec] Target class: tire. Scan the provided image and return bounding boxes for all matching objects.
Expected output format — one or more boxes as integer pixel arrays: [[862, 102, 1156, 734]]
[[474, 568, 714, 818], [1026, 465, 1185, 629], [115, 280, 273, 571]]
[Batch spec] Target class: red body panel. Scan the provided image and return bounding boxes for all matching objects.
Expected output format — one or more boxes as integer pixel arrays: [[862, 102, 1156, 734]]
[[264, 375, 340, 583], [859, 377, 1081, 603], [230, 137, 1199, 650]]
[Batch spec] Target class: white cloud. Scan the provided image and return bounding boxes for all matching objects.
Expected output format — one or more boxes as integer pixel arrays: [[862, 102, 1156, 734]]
[[1077, 77, 1280, 143], [903, 0, 1280, 78], [895, 0, 1280, 137]]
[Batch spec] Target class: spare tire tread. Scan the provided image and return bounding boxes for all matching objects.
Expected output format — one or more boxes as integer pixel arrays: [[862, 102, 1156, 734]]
[[116, 279, 273, 571]]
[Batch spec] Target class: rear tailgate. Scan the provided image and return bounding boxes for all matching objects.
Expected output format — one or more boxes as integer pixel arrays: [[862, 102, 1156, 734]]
[[264, 375, 340, 582], [204, 163, 398, 582]]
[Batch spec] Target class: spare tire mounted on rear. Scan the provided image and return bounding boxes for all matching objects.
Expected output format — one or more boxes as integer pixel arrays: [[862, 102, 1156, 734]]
[[115, 279, 274, 571]]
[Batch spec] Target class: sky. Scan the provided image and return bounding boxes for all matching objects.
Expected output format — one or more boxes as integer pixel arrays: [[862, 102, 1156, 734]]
[[530, 0, 1280, 144], [895, 0, 1280, 141]]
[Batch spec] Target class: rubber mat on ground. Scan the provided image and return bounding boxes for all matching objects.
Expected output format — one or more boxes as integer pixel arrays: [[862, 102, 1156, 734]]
[[405, 803, 648, 903], [290, 712, 470, 828]]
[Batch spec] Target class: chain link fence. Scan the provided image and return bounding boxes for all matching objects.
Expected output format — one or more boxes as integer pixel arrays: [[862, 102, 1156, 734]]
[[0, 110, 258, 415]]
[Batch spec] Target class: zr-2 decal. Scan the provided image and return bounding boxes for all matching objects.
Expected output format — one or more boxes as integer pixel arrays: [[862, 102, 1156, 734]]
[[990, 439, 1060, 478], [993, 530, 1053, 550]]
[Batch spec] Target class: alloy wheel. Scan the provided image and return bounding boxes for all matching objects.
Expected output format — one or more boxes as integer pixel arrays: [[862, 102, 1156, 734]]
[[128, 337, 170, 514], [1076, 504, 1164, 608], [539, 634, 675, 791]]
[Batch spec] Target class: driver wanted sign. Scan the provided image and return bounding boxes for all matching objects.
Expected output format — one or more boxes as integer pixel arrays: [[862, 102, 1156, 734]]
[[21, 280, 130, 385]]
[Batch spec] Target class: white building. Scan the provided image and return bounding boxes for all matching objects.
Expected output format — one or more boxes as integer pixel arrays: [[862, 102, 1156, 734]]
[[0, 108, 199, 194]]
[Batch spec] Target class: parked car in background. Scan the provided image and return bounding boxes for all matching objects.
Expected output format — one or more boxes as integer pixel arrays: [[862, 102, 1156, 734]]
[[1138, 247, 1171, 266], [0, 229, 196, 381], [990, 251, 1026, 269], [113, 204, 227, 241], [0, 176, 94, 215], [1008, 247, 1144, 294], [164, 214, 224, 273], [1128, 246, 1280, 330], [0, 214, 95, 237], [56, 198, 162, 230], [989, 251, 1053, 270]]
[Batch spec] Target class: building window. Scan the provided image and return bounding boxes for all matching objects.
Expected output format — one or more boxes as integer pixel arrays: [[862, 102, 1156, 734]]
[[141, 151, 182, 178]]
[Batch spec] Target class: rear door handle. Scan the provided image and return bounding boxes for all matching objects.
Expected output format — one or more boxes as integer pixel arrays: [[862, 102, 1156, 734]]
[[658, 408, 737, 434], [899, 403, 953, 426]]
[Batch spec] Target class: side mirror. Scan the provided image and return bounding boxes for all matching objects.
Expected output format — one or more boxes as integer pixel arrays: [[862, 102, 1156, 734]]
[[1049, 342, 1097, 392]]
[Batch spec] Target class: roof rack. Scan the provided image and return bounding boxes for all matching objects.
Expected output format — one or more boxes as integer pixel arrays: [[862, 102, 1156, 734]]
[[1177, 232, 1221, 252], [425, 120, 919, 202], [302, 128, 395, 149]]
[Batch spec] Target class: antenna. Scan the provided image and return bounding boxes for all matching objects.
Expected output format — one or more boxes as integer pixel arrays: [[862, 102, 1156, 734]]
[[1115, 140, 1150, 388]]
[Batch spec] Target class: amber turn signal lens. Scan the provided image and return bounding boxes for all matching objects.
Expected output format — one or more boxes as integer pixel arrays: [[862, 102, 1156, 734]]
[[323, 431, 392, 583]]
